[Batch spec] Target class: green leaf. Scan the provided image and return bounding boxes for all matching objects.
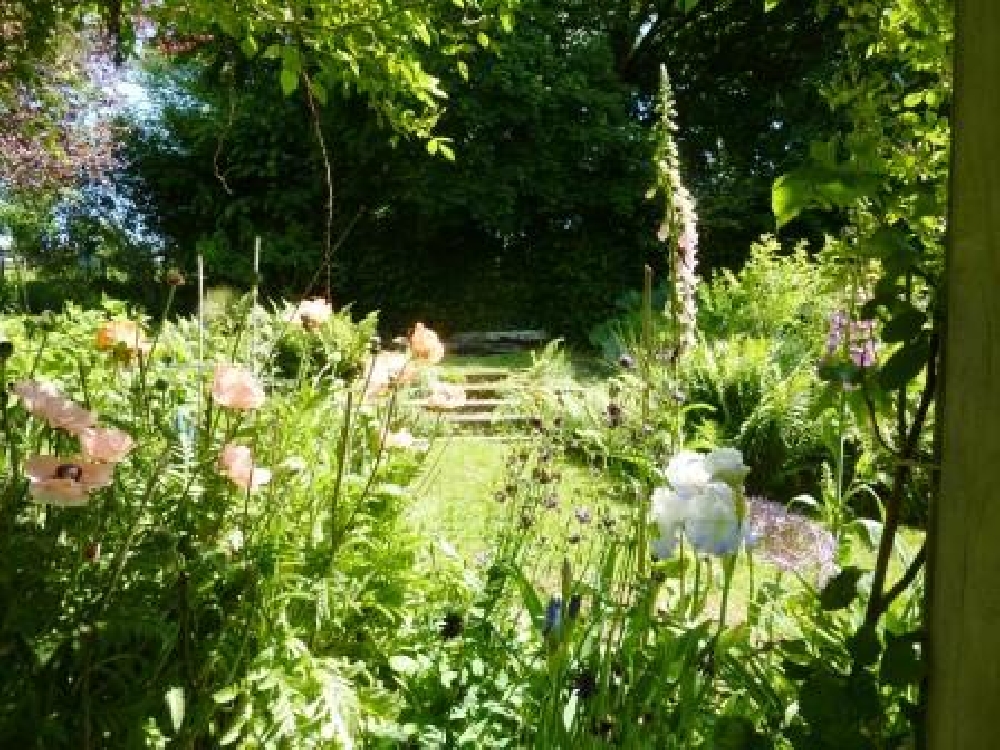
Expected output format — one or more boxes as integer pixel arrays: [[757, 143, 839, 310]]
[[820, 566, 864, 611], [308, 78, 328, 106], [859, 226, 914, 265], [878, 336, 930, 390], [166, 686, 185, 734], [679, 0, 701, 10], [848, 626, 882, 668], [476, 32, 490, 48], [280, 69, 299, 96], [281, 45, 301, 75], [880, 633, 924, 687], [511, 565, 544, 621], [808, 139, 838, 168], [562, 691, 579, 732], [764, 0, 782, 10], [882, 307, 926, 343], [457, 60, 469, 81], [772, 172, 814, 227], [712, 716, 759, 749], [240, 36, 257, 58]]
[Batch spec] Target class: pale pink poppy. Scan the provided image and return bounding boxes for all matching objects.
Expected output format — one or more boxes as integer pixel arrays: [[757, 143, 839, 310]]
[[290, 298, 333, 330], [25, 455, 113, 507], [80, 426, 134, 463], [43, 397, 98, 434], [365, 352, 416, 398], [384, 428, 429, 452], [13, 381, 96, 434], [409, 322, 445, 364], [426, 382, 466, 411], [211, 365, 266, 410], [12, 380, 63, 415], [218, 443, 271, 491]]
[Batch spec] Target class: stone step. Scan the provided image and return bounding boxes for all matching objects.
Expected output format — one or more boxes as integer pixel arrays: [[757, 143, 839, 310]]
[[447, 330, 547, 355], [446, 413, 532, 426], [409, 397, 514, 413], [452, 368, 521, 384], [456, 384, 517, 399]]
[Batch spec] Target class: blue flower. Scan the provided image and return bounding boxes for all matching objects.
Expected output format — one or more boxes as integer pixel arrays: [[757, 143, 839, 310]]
[[543, 596, 563, 637]]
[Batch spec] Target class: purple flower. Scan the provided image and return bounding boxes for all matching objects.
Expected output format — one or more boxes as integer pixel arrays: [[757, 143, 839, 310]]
[[746, 498, 837, 584], [824, 311, 879, 371]]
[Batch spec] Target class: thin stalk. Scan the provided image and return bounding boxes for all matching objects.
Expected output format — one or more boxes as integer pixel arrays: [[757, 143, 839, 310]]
[[327, 389, 354, 569], [717, 553, 736, 635], [197, 255, 205, 433], [28, 327, 49, 378], [834, 386, 847, 535]]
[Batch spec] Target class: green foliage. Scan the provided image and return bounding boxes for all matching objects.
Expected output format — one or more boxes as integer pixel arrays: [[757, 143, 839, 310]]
[[269, 304, 379, 381], [684, 338, 834, 501], [698, 236, 838, 343], [0, 298, 439, 747]]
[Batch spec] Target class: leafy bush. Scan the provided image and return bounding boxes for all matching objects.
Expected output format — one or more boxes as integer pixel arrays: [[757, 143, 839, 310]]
[[698, 235, 837, 344]]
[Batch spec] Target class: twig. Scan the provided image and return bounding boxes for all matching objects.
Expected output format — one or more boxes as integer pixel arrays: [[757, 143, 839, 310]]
[[301, 69, 335, 299], [863, 390, 897, 455], [865, 334, 938, 626], [881, 542, 927, 612]]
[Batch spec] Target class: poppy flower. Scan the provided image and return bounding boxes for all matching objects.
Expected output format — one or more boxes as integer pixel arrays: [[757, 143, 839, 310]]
[[409, 322, 445, 364], [365, 352, 415, 398], [290, 298, 333, 331], [218, 443, 271, 491], [80, 426, 134, 463], [13, 380, 96, 435], [96, 320, 151, 357], [211, 365, 266, 410], [25, 455, 113, 507]]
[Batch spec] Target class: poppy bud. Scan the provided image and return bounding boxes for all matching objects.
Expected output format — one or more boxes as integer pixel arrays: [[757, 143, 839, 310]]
[[164, 269, 186, 286]]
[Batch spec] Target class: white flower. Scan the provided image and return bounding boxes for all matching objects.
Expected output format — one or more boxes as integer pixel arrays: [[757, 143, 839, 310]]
[[384, 429, 429, 452], [650, 485, 694, 558], [651, 449, 752, 559], [224, 528, 244, 554], [704, 447, 750, 487], [685, 482, 742, 556], [279, 456, 308, 473], [665, 450, 709, 490]]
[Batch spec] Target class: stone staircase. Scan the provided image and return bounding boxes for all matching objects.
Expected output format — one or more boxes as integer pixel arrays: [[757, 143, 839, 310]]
[[410, 331, 549, 432], [405, 366, 528, 432]]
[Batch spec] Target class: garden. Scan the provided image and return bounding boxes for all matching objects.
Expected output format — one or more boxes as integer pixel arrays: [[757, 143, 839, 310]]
[[0, 0, 994, 748]]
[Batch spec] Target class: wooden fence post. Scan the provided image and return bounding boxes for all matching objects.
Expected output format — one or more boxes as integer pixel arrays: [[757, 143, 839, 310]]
[[926, 0, 1000, 746]]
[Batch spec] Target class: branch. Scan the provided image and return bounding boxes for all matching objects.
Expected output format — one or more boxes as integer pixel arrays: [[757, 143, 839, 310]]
[[865, 334, 939, 626], [863, 389, 897, 456], [881, 542, 927, 612]]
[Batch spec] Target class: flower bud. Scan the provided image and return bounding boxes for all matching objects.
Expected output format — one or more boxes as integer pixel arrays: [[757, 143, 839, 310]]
[[164, 269, 186, 286]]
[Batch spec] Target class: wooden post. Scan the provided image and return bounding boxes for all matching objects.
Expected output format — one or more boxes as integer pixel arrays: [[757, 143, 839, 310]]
[[926, 0, 1000, 746]]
